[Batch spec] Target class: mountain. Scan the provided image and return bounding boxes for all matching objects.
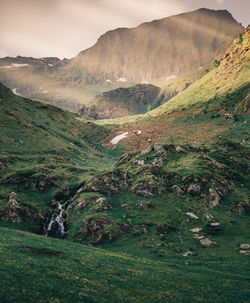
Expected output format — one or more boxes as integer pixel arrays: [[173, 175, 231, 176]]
[[80, 84, 161, 119], [0, 8, 243, 112], [0, 25, 249, 303], [72, 8, 243, 83]]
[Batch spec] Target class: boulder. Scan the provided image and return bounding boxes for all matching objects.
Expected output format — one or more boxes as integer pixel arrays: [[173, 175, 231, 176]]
[[182, 251, 193, 257], [232, 200, 250, 215], [30, 176, 52, 192], [75, 200, 89, 214], [137, 160, 145, 166], [190, 228, 202, 233], [141, 145, 154, 156], [187, 184, 201, 196], [240, 244, 250, 249], [81, 172, 120, 195], [176, 146, 186, 153], [0, 192, 44, 225], [209, 181, 229, 209], [93, 197, 112, 212], [153, 144, 168, 158], [172, 185, 185, 196], [80, 216, 112, 244], [141, 144, 167, 158], [152, 157, 163, 166], [0, 158, 7, 170], [186, 212, 199, 220], [209, 188, 221, 208], [131, 178, 165, 197], [239, 250, 250, 255], [113, 153, 131, 167], [200, 237, 216, 247], [204, 213, 214, 220], [210, 222, 220, 226]]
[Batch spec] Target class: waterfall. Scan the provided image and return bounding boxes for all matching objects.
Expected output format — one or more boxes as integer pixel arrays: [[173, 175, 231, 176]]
[[44, 201, 69, 238]]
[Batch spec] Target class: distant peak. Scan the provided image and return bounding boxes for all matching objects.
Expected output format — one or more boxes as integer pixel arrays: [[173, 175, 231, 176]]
[[197, 8, 233, 17]]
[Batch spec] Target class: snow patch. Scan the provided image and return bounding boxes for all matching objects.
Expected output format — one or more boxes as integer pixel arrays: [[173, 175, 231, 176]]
[[105, 79, 112, 83], [110, 132, 129, 145], [43, 90, 48, 94], [137, 130, 142, 135], [0, 63, 30, 69], [12, 88, 21, 96], [166, 75, 177, 82], [117, 77, 127, 83], [48, 64, 53, 66]]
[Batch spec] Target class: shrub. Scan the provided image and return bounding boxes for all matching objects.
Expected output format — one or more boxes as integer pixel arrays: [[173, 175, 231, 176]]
[[213, 60, 220, 68]]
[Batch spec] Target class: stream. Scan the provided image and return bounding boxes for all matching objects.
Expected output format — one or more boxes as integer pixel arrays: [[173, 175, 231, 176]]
[[44, 201, 69, 238]]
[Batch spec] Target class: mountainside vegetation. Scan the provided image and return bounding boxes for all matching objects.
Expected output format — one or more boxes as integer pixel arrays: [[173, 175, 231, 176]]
[[0, 18, 249, 303], [80, 84, 161, 119]]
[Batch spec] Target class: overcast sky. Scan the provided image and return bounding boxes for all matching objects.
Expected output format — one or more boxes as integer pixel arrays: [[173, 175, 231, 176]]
[[0, 0, 249, 59]]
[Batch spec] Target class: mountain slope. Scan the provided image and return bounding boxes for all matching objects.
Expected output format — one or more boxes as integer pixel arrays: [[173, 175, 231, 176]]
[[0, 8, 243, 112], [0, 83, 115, 233], [80, 84, 161, 119], [99, 26, 249, 143], [72, 8, 243, 83], [0, 25, 249, 303]]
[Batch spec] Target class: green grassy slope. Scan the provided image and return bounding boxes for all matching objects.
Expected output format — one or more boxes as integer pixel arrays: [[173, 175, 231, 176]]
[[0, 226, 249, 303], [0, 83, 116, 233], [0, 26, 249, 303]]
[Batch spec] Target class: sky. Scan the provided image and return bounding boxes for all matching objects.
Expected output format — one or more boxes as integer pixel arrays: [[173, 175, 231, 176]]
[[0, 0, 249, 59]]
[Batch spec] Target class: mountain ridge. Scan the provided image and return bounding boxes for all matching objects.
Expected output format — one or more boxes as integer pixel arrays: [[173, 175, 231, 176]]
[[0, 8, 244, 111]]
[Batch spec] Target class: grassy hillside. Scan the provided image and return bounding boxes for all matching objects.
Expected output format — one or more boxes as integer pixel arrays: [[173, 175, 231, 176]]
[[81, 84, 161, 119], [0, 83, 116, 233], [0, 225, 250, 303], [0, 25, 249, 303]]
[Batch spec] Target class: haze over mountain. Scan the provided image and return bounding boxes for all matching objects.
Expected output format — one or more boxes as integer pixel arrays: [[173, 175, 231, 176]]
[[0, 8, 244, 112]]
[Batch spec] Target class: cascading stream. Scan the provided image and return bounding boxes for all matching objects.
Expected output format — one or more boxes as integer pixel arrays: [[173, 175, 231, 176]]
[[44, 201, 69, 238]]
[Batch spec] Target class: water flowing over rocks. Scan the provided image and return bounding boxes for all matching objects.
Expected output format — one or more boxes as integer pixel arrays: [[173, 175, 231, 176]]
[[44, 201, 69, 238]]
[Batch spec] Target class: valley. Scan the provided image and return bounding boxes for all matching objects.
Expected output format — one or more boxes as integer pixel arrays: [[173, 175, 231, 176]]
[[0, 8, 249, 303]]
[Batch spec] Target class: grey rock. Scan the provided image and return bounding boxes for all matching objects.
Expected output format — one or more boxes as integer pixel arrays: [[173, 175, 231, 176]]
[[200, 237, 216, 247], [94, 197, 112, 212], [186, 212, 199, 219], [141, 145, 154, 156], [209, 181, 229, 209], [187, 184, 201, 196], [240, 244, 250, 249], [113, 153, 131, 167], [176, 146, 185, 153], [75, 200, 89, 213], [152, 157, 163, 166], [172, 185, 185, 196], [131, 178, 165, 197]]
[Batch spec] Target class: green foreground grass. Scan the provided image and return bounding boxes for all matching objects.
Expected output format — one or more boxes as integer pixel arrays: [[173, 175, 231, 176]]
[[0, 226, 249, 303]]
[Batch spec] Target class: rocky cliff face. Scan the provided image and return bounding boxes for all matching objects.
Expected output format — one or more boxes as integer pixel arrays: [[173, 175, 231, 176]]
[[71, 8, 243, 83]]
